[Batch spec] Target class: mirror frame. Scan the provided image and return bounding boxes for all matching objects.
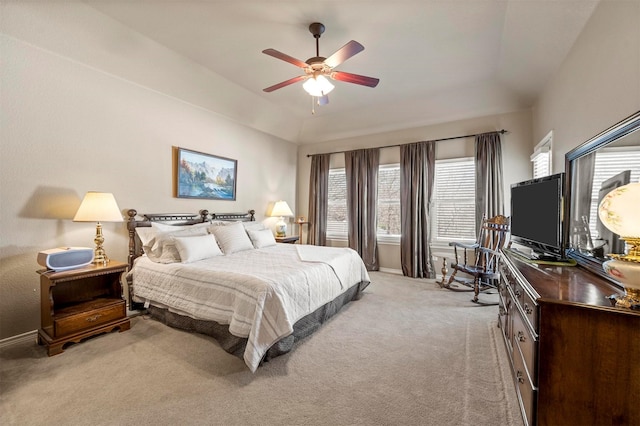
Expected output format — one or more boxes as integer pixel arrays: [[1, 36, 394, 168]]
[[564, 110, 640, 283]]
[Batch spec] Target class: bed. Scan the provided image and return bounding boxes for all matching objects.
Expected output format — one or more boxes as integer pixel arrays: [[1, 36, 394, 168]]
[[125, 209, 370, 372]]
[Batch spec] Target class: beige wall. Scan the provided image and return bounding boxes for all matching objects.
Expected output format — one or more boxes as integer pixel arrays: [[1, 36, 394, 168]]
[[0, 4, 297, 339], [533, 0, 640, 171], [296, 109, 534, 272]]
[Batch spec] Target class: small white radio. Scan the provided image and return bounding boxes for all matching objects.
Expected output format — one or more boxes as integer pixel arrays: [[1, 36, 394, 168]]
[[37, 247, 94, 271]]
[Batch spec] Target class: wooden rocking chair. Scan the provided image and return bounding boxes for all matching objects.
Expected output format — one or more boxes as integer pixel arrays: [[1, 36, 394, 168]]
[[439, 215, 510, 304]]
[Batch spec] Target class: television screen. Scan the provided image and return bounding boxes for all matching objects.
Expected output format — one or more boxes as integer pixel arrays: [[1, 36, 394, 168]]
[[510, 173, 564, 259]]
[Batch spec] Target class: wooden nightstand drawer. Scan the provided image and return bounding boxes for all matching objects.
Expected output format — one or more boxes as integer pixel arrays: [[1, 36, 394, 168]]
[[54, 298, 125, 337]]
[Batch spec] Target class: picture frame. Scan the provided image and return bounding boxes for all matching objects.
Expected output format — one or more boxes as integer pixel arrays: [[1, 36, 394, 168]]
[[175, 147, 237, 200]]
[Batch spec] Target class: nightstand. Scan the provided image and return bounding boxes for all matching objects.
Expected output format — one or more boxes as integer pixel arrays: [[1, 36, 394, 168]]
[[275, 236, 300, 244], [37, 261, 130, 356]]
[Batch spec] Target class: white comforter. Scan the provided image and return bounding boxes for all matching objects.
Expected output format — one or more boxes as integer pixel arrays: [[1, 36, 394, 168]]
[[130, 244, 370, 371]]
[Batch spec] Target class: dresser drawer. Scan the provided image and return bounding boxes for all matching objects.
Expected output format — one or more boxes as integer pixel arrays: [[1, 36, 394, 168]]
[[514, 342, 537, 426], [54, 298, 125, 337], [513, 280, 538, 332], [513, 308, 538, 385], [498, 279, 513, 351]]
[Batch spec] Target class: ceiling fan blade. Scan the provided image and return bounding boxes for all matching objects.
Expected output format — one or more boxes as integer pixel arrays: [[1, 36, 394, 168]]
[[263, 75, 307, 92], [262, 49, 309, 68], [331, 71, 380, 88], [324, 40, 364, 68]]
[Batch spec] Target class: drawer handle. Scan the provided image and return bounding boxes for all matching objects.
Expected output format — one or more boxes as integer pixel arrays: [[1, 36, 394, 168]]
[[517, 331, 526, 342], [524, 303, 533, 315], [86, 314, 103, 323], [499, 306, 506, 316], [515, 289, 521, 298], [516, 370, 525, 384]]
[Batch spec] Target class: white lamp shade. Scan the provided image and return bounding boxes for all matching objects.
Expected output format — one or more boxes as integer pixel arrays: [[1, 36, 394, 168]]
[[271, 200, 294, 217], [302, 75, 335, 97], [598, 182, 640, 237], [73, 192, 123, 222]]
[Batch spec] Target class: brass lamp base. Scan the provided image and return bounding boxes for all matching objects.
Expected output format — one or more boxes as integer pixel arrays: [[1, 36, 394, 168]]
[[92, 222, 109, 266], [610, 288, 640, 309]]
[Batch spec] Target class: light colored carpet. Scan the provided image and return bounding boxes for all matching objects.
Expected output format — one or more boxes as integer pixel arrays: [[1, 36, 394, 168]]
[[0, 272, 522, 426]]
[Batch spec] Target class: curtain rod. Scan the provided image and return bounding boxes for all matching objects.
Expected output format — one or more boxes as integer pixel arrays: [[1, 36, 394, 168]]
[[306, 129, 507, 157]]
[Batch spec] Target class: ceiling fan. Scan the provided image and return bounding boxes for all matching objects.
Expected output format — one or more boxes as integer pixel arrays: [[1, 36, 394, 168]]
[[262, 22, 379, 107]]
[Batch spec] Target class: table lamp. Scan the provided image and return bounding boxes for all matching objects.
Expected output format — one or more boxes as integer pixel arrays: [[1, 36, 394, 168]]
[[271, 200, 294, 237], [73, 192, 123, 265], [598, 182, 640, 308]]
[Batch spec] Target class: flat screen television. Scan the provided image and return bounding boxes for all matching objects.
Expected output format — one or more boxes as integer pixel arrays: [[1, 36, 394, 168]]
[[510, 173, 565, 260]]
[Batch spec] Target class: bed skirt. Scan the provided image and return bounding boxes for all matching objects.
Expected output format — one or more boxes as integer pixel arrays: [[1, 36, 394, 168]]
[[146, 280, 370, 366]]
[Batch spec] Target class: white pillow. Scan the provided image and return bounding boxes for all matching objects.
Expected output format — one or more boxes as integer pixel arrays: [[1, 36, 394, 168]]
[[174, 234, 223, 263], [147, 228, 209, 263], [135, 227, 156, 247], [211, 222, 254, 254], [247, 228, 277, 249], [151, 221, 210, 233], [208, 220, 265, 231], [149, 224, 209, 252], [209, 220, 229, 227], [242, 221, 267, 232]]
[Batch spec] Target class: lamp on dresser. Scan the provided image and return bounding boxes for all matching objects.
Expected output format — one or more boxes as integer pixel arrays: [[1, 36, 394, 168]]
[[598, 182, 640, 308], [270, 200, 294, 237], [73, 191, 123, 265]]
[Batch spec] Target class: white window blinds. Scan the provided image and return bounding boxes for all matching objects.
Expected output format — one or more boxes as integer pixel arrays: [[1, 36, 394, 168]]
[[327, 168, 348, 238], [532, 131, 552, 179], [432, 158, 476, 241], [588, 147, 640, 238]]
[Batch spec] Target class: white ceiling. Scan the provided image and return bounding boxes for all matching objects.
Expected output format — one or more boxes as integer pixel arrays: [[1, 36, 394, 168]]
[[85, 0, 600, 144]]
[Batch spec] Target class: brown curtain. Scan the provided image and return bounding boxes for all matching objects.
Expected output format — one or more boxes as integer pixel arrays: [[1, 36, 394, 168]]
[[308, 154, 331, 246], [475, 132, 504, 231], [345, 148, 380, 271], [400, 141, 436, 278]]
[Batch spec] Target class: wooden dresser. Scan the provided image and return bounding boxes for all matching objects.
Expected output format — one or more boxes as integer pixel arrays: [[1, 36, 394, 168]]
[[498, 249, 640, 426]]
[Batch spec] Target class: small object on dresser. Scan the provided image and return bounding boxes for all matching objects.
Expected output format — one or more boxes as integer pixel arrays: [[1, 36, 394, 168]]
[[598, 182, 640, 308]]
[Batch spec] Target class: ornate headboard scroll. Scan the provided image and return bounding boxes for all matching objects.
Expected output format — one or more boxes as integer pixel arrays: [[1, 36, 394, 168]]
[[211, 210, 256, 222]]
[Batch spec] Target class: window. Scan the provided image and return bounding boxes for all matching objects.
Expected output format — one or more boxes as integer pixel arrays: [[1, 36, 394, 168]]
[[586, 147, 640, 238], [327, 168, 348, 239], [432, 158, 476, 242], [327, 165, 401, 241], [327, 159, 476, 243], [531, 131, 553, 179]]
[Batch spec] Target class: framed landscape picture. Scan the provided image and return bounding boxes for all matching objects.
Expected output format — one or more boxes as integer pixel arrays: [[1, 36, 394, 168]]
[[175, 147, 237, 200]]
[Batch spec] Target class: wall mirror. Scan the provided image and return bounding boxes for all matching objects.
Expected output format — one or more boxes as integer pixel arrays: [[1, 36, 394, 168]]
[[565, 110, 640, 282]]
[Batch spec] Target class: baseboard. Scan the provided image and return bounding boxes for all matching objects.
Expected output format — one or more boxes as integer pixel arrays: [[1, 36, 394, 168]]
[[378, 267, 403, 275], [0, 329, 37, 349]]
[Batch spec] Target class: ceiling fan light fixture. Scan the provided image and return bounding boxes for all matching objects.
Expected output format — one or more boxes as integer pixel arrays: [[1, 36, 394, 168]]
[[302, 75, 334, 97]]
